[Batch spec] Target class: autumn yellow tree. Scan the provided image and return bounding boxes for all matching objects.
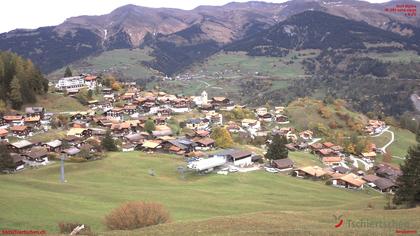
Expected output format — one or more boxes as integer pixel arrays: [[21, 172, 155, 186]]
[[211, 127, 234, 148]]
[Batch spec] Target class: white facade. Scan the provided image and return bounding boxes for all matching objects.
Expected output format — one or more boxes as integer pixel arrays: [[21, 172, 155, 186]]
[[56, 76, 85, 91], [193, 91, 208, 107], [233, 156, 252, 166]]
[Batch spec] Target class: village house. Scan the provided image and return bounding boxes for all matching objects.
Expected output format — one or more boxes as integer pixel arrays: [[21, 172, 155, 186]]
[[3, 115, 24, 126], [69, 111, 94, 121], [62, 147, 81, 157], [194, 137, 215, 150], [121, 92, 136, 102], [360, 151, 377, 160], [154, 117, 167, 126], [258, 112, 273, 122], [83, 75, 97, 90], [152, 125, 173, 137], [102, 88, 113, 95], [103, 94, 115, 102], [87, 100, 99, 109], [299, 130, 313, 141], [226, 121, 242, 133], [124, 133, 144, 145], [104, 108, 124, 118], [141, 140, 162, 151], [8, 140, 34, 153], [272, 158, 294, 171], [111, 122, 130, 135], [255, 107, 268, 116], [332, 173, 366, 189], [63, 135, 80, 146], [122, 143, 136, 152], [11, 125, 31, 137], [373, 164, 402, 182], [23, 148, 49, 166], [293, 166, 326, 179], [211, 97, 230, 108], [161, 139, 196, 155], [275, 115, 289, 123], [213, 149, 254, 166], [170, 99, 191, 113], [332, 166, 350, 174], [321, 156, 342, 166], [25, 107, 45, 118], [241, 119, 260, 129], [157, 108, 172, 116], [0, 128, 8, 141], [44, 140, 62, 152], [365, 119, 386, 135], [186, 118, 209, 130], [205, 111, 223, 125], [363, 175, 397, 193], [24, 116, 41, 127]]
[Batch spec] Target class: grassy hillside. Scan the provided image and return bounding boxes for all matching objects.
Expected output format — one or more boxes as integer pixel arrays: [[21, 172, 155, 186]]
[[152, 50, 318, 104], [285, 98, 368, 137], [22, 93, 86, 112], [48, 48, 161, 80], [105, 208, 420, 236], [0, 151, 387, 233]]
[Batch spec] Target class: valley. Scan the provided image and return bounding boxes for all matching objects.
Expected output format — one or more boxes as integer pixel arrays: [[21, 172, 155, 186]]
[[1, 0, 420, 235]]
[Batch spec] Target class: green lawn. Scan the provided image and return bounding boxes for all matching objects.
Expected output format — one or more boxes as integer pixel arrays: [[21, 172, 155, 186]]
[[388, 127, 417, 158], [289, 151, 322, 167], [23, 93, 86, 112], [49, 48, 161, 80], [371, 127, 417, 165], [0, 151, 387, 233]]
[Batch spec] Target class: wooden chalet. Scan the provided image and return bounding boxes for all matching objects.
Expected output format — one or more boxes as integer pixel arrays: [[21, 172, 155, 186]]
[[11, 125, 30, 136]]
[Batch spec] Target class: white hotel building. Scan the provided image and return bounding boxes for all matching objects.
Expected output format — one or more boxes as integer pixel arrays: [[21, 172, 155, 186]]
[[55, 75, 97, 92]]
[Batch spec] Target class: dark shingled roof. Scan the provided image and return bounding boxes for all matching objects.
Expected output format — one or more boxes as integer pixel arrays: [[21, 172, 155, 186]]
[[272, 158, 294, 169], [373, 177, 396, 190]]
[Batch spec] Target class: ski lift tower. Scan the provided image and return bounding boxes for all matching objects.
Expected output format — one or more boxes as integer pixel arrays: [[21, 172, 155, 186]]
[[60, 153, 67, 183]]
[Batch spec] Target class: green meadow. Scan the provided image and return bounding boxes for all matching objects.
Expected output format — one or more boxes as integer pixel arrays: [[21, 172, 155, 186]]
[[0, 151, 396, 234]]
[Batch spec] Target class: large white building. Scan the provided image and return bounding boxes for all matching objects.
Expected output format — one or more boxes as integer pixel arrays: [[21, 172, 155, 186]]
[[193, 91, 208, 107], [55, 76, 85, 91], [55, 75, 98, 92]]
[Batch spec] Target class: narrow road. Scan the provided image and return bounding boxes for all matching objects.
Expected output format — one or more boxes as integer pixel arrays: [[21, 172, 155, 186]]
[[380, 130, 395, 154]]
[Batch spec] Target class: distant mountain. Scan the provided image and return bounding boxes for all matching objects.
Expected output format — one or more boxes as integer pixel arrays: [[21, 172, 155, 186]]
[[0, 0, 419, 74], [226, 11, 419, 55]]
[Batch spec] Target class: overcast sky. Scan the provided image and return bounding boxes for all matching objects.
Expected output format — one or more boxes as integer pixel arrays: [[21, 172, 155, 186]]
[[1, 0, 393, 33]]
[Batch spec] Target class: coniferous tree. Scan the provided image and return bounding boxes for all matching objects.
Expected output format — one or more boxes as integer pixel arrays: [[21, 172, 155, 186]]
[[101, 130, 118, 151], [265, 134, 288, 160], [393, 143, 420, 207], [144, 119, 156, 134], [0, 144, 14, 171], [64, 66, 73, 77], [9, 76, 23, 109], [0, 51, 47, 107]]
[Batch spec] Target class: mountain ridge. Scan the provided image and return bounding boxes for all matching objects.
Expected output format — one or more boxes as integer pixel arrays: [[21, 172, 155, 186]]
[[0, 0, 419, 73]]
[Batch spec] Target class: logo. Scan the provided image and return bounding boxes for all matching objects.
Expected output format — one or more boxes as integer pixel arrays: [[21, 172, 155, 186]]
[[333, 213, 344, 228]]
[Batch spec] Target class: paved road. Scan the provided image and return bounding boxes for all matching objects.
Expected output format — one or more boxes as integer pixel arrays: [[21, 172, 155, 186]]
[[349, 155, 371, 171], [380, 130, 395, 154]]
